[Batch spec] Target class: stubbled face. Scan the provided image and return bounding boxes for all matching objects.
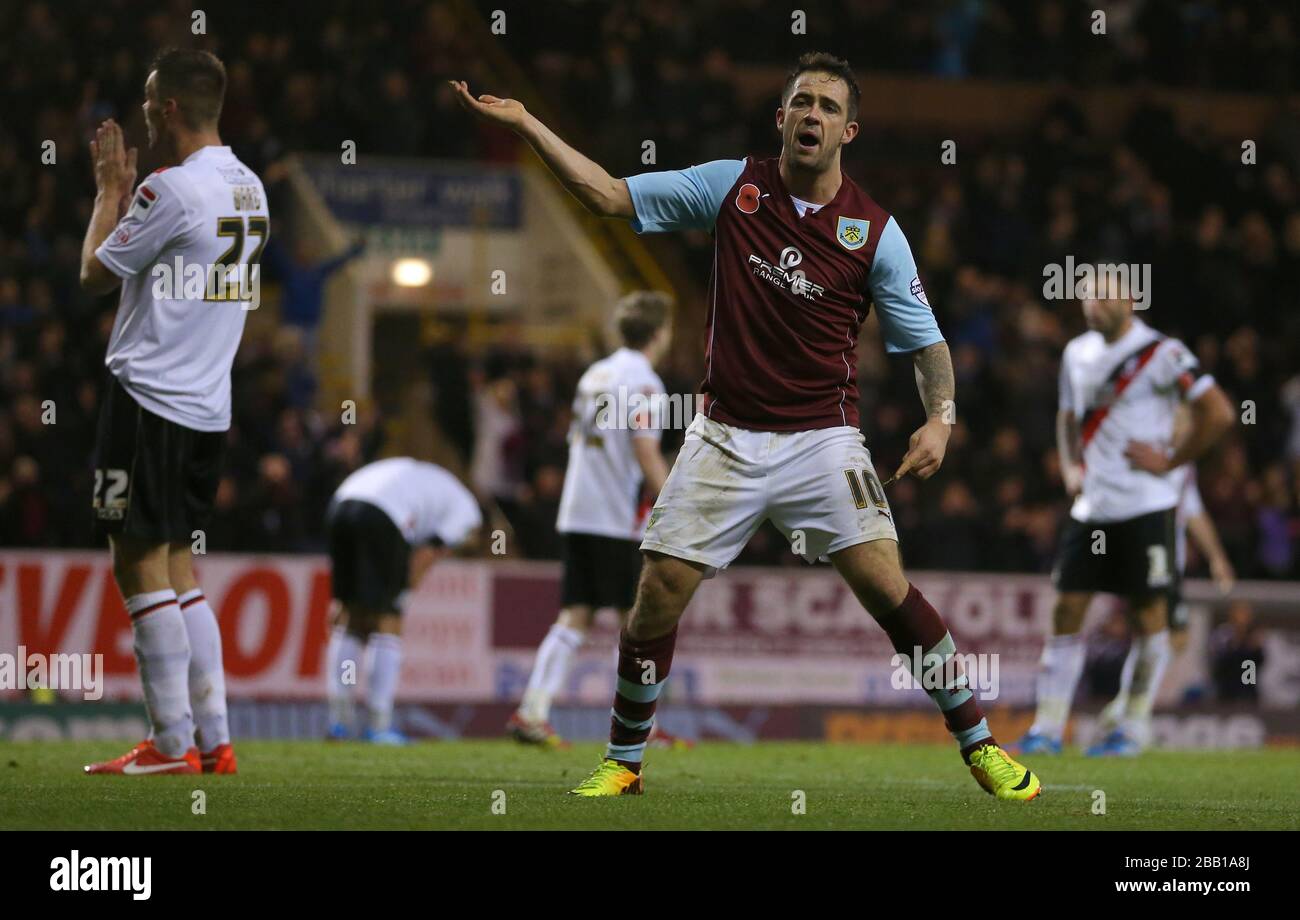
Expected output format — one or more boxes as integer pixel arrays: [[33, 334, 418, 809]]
[[777, 71, 858, 172], [142, 71, 168, 150], [1081, 293, 1131, 336]]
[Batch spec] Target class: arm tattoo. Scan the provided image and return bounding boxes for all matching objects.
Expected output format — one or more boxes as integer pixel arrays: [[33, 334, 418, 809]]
[[913, 341, 955, 420]]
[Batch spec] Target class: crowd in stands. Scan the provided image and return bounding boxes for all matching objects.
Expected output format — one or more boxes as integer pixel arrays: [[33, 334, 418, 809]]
[[2, 0, 1299, 586]]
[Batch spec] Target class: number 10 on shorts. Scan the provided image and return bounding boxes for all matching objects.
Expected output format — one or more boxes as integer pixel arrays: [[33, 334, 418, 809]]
[[844, 468, 887, 510]]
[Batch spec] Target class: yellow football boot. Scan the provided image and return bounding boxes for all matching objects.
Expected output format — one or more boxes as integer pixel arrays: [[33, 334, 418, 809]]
[[568, 759, 644, 797], [968, 744, 1042, 801]]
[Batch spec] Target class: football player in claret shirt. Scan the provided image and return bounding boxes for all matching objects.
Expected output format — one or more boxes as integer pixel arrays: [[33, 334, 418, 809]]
[[453, 52, 1041, 800]]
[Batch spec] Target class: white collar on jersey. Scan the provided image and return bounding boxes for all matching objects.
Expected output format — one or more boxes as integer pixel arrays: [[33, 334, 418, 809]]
[[790, 195, 824, 217], [181, 145, 233, 166], [1110, 316, 1154, 348]]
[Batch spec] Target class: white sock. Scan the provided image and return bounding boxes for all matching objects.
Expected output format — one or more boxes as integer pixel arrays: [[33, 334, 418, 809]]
[[326, 627, 363, 728], [519, 624, 584, 723], [1099, 642, 1139, 731], [178, 589, 229, 751], [366, 633, 402, 733], [1028, 633, 1086, 742], [127, 590, 194, 757], [1120, 630, 1171, 745]]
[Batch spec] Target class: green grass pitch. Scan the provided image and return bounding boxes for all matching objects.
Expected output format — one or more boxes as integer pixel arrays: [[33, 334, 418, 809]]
[[2, 740, 1297, 830]]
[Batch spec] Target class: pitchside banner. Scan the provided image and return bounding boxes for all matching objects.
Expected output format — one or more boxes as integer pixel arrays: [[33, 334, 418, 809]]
[[2, 552, 1297, 721]]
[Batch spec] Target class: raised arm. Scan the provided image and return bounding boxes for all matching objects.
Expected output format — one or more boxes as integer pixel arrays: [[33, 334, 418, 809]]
[[450, 81, 633, 219], [80, 119, 138, 294]]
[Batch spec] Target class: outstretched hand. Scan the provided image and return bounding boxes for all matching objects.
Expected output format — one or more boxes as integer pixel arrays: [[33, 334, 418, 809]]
[[448, 80, 529, 130]]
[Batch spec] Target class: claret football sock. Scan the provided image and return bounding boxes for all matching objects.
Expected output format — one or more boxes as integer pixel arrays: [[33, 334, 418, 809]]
[[326, 627, 363, 728], [178, 588, 230, 750], [520, 623, 584, 723], [606, 625, 678, 773], [126, 589, 195, 758], [1027, 632, 1086, 743], [877, 584, 996, 759]]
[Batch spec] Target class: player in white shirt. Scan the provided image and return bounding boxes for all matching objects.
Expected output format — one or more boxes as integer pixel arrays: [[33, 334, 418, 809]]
[[1089, 429, 1236, 755], [325, 458, 483, 743], [81, 50, 267, 777], [507, 293, 673, 747], [1017, 284, 1234, 756]]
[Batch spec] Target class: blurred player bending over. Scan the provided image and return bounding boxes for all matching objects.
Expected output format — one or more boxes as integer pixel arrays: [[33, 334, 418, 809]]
[[1018, 283, 1234, 756], [508, 292, 674, 748], [325, 457, 482, 744], [1088, 428, 1235, 756], [455, 52, 1042, 800], [81, 50, 267, 776]]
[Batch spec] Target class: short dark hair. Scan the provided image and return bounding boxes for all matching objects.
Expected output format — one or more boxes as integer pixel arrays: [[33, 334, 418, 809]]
[[782, 52, 860, 121], [150, 48, 226, 129], [615, 291, 672, 348]]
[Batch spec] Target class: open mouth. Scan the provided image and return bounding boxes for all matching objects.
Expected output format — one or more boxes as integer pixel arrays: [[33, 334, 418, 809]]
[[796, 129, 819, 152]]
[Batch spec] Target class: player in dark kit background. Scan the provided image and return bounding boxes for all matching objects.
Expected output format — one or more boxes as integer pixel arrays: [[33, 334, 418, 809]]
[[453, 52, 1041, 800]]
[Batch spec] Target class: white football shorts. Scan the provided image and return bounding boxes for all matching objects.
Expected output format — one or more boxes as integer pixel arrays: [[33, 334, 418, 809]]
[[641, 413, 897, 572]]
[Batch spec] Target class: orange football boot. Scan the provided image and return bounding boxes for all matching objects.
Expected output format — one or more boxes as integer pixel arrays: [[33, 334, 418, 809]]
[[200, 743, 238, 774], [84, 739, 200, 775]]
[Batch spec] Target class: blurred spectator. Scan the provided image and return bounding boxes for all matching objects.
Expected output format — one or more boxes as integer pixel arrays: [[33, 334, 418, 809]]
[[1211, 601, 1267, 703], [264, 236, 365, 330], [470, 373, 524, 515]]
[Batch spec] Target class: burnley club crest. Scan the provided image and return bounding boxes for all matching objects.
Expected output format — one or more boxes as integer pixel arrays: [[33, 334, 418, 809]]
[[836, 216, 869, 251]]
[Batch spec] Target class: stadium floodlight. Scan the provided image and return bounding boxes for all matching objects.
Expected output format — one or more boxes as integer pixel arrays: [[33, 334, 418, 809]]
[[391, 258, 433, 287]]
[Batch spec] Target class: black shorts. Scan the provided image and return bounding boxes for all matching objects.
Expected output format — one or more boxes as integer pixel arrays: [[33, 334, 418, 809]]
[[1053, 508, 1179, 599], [327, 499, 411, 613], [560, 532, 642, 610], [91, 375, 225, 544]]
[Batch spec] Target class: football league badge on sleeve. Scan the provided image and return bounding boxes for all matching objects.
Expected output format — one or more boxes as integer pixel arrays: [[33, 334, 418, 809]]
[[836, 216, 868, 251]]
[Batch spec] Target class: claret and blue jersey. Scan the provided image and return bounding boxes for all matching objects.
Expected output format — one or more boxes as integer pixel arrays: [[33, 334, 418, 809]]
[[624, 156, 943, 431]]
